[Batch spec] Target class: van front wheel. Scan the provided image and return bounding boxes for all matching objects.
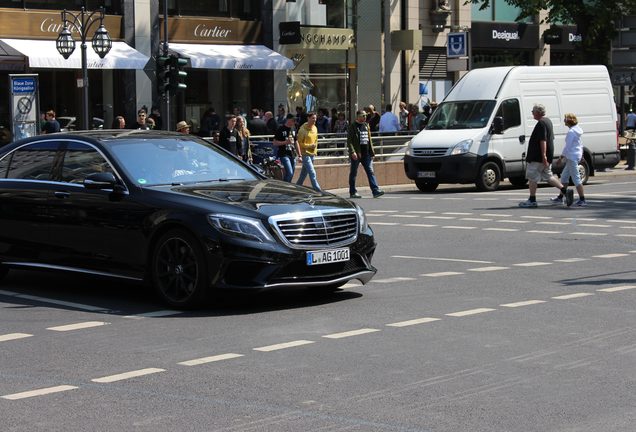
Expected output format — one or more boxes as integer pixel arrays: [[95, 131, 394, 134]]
[[476, 161, 501, 191]]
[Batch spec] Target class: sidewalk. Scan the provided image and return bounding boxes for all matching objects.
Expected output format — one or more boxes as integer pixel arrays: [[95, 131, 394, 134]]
[[327, 162, 636, 195]]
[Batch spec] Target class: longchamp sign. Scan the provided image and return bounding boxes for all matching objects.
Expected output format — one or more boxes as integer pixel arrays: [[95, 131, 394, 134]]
[[293, 27, 354, 50]]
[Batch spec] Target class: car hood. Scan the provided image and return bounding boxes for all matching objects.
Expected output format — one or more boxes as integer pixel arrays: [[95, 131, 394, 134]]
[[159, 179, 354, 216], [410, 128, 485, 148]]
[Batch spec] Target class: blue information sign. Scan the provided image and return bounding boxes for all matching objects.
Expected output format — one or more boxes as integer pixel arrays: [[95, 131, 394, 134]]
[[447, 32, 467, 58], [12, 77, 36, 94]]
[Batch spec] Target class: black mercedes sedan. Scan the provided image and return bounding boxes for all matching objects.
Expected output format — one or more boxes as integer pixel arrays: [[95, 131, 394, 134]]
[[0, 130, 376, 308]]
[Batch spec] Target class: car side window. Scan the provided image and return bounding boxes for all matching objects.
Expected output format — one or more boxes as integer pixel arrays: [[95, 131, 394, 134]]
[[4, 142, 60, 181], [61, 142, 114, 184], [495, 99, 521, 131]]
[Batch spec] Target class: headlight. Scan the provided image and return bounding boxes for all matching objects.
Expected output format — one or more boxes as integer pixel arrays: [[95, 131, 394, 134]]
[[208, 213, 275, 243], [355, 204, 368, 232], [448, 139, 473, 156], [404, 140, 413, 156]]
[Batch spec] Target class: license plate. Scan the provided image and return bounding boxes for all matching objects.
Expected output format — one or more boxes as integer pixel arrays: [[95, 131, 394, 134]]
[[417, 171, 436, 178], [306, 248, 350, 266]]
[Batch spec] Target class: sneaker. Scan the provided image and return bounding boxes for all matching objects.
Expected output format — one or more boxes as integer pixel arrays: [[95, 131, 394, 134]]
[[349, 193, 362, 199], [550, 196, 563, 204], [575, 199, 587, 207], [518, 199, 538, 208], [372, 190, 385, 198], [566, 189, 574, 207]]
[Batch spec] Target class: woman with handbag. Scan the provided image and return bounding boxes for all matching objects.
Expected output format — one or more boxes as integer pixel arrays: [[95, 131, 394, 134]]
[[551, 113, 587, 207]]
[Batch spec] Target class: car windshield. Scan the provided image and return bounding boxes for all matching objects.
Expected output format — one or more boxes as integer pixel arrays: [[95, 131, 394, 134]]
[[106, 137, 258, 186], [426, 100, 496, 130]]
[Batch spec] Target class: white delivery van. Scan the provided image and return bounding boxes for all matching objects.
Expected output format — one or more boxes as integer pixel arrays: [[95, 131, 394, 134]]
[[404, 65, 620, 192]]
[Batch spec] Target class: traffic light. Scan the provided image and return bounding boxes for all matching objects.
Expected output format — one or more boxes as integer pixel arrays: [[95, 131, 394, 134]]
[[156, 55, 170, 96], [168, 54, 187, 93]]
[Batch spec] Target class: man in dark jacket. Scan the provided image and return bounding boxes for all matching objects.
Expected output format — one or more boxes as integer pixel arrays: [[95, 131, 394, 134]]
[[347, 110, 384, 198]]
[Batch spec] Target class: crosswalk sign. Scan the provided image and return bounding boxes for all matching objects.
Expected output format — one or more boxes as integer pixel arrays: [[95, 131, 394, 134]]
[[447, 32, 467, 58]]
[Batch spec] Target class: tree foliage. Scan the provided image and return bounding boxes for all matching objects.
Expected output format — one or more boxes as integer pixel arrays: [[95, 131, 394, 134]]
[[468, 0, 636, 65]]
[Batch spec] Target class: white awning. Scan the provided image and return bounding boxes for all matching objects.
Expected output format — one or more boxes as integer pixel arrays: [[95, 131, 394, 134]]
[[169, 43, 294, 70], [0, 38, 149, 70]]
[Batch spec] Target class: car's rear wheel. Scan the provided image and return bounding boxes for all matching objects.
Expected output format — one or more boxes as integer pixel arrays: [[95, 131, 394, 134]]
[[415, 180, 439, 192], [151, 229, 209, 309]]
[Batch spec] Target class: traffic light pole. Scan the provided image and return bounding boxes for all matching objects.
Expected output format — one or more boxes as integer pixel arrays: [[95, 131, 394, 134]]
[[162, 0, 170, 130]]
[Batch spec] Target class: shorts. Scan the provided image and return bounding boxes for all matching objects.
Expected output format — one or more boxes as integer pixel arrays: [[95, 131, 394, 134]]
[[525, 161, 554, 183], [560, 158, 582, 186]]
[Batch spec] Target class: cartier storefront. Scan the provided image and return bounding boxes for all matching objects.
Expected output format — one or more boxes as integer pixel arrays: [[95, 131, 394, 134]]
[[0, 8, 148, 138]]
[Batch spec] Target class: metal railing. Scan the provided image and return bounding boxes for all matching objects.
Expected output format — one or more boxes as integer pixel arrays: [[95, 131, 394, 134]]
[[247, 130, 419, 165]]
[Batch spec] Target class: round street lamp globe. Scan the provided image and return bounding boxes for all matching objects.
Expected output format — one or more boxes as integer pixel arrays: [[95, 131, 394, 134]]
[[56, 26, 75, 59]]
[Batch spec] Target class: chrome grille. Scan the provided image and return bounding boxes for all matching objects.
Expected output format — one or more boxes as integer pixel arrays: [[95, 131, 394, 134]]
[[412, 147, 448, 157], [271, 210, 358, 249]]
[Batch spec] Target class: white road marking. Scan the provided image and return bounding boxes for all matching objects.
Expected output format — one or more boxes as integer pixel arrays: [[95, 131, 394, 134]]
[[537, 221, 569, 225], [389, 214, 419, 218], [404, 223, 438, 228], [460, 217, 493, 222], [0, 290, 106, 312], [442, 225, 477, 230], [423, 216, 456, 220], [552, 293, 594, 300], [442, 212, 473, 215], [410, 197, 435, 200], [481, 213, 512, 217], [597, 285, 636, 293], [372, 277, 417, 283], [421, 271, 464, 277], [123, 310, 182, 319], [178, 353, 244, 366], [47, 321, 109, 332], [467, 266, 509, 272], [514, 262, 552, 267], [387, 317, 441, 327], [500, 300, 546, 308], [592, 253, 630, 259], [0, 333, 33, 342], [91, 368, 166, 383], [441, 197, 463, 200], [616, 234, 636, 238], [446, 308, 496, 317], [392, 255, 493, 264], [579, 224, 611, 228], [406, 210, 435, 214], [483, 228, 519, 232], [521, 215, 552, 220], [474, 198, 498, 201], [2, 385, 78, 400], [526, 230, 563, 234], [371, 222, 400, 226], [369, 210, 398, 213], [571, 232, 607, 236], [253, 340, 315, 352], [498, 220, 529, 224], [619, 226, 636, 230], [608, 219, 636, 224], [554, 258, 589, 263], [322, 328, 381, 339]]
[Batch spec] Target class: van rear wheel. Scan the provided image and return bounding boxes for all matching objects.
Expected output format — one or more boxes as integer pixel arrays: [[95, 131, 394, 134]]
[[577, 159, 590, 185], [476, 161, 501, 191], [415, 180, 439, 192]]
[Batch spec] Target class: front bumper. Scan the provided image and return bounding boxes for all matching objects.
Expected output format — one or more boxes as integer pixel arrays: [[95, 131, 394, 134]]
[[404, 153, 481, 184]]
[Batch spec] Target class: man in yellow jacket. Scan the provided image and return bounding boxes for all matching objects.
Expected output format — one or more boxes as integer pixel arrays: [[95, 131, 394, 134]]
[[295, 112, 322, 192]]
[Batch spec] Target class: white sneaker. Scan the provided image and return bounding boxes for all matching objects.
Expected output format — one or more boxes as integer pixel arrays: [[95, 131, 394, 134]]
[[518, 199, 538, 208]]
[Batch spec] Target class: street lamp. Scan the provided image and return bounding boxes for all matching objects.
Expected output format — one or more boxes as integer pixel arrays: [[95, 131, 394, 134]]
[[56, 7, 112, 130]]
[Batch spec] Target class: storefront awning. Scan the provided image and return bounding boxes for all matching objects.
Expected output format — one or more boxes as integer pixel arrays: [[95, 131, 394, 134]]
[[0, 38, 149, 70], [169, 43, 294, 70]]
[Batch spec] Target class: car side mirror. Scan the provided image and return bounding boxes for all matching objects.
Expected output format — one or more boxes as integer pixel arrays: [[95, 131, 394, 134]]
[[84, 172, 118, 190], [490, 116, 504, 135]]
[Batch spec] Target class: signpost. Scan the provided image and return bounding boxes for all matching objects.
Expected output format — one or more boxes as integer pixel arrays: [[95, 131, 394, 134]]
[[9, 74, 39, 141]]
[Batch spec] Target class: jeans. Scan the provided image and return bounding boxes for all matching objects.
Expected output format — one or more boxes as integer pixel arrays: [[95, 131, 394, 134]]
[[349, 153, 380, 195], [296, 155, 321, 191], [279, 155, 295, 182]]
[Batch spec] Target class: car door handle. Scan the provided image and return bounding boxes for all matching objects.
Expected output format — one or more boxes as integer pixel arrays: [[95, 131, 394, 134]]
[[54, 191, 71, 199]]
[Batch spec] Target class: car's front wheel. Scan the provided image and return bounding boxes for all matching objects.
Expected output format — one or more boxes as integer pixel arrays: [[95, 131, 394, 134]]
[[151, 229, 209, 309]]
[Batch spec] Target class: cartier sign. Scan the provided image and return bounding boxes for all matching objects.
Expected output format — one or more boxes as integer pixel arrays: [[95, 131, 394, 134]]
[[295, 27, 354, 50], [160, 17, 261, 44]]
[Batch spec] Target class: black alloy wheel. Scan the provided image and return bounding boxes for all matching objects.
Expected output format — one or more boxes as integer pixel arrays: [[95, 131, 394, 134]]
[[152, 229, 208, 309]]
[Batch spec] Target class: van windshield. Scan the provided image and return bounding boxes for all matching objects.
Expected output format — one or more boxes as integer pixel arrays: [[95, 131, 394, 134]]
[[426, 100, 496, 130]]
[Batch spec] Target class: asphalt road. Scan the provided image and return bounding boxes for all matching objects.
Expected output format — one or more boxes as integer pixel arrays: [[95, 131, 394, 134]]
[[1, 172, 636, 431]]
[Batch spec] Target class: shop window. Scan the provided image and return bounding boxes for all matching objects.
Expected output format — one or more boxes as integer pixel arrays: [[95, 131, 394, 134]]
[[471, 0, 530, 23], [160, 0, 260, 19], [1, 0, 123, 14]]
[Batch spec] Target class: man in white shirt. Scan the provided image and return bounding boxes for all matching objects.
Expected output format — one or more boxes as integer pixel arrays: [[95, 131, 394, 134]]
[[379, 104, 400, 133]]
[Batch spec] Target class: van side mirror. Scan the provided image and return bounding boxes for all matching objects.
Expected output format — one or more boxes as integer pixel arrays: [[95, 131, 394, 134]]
[[490, 116, 504, 135]]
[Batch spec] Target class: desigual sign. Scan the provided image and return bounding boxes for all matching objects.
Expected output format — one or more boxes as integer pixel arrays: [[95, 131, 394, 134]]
[[295, 28, 354, 50]]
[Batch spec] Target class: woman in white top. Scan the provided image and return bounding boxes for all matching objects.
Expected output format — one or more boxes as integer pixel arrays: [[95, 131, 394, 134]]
[[552, 113, 586, 206]]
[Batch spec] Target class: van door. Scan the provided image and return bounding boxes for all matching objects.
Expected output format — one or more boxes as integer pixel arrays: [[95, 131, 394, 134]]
[[491, 98, 526, 178]]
